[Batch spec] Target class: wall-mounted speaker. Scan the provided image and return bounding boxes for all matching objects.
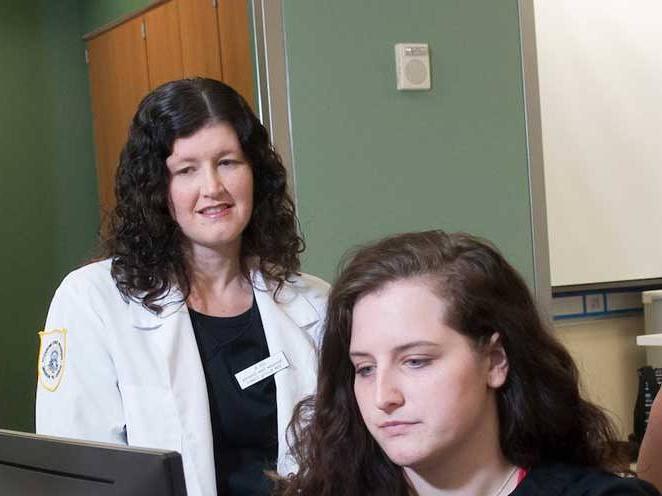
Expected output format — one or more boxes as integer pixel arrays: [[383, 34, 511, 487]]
[[395, 43, 431, 91]]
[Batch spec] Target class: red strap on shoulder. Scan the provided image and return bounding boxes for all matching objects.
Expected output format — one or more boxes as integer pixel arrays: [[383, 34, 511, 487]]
[[515, 467, 529, 484]]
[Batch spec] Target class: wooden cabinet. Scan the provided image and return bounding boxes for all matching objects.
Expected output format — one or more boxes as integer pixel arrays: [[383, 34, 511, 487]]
[[85, 0, 254, 215], [87, 16, 150, 213], [178, 0, 223, 81], [144, 1, 184, 88], [217, 0, 254, 105]]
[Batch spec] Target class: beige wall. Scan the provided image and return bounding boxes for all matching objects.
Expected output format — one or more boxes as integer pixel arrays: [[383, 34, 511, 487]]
[[555, 315, 647, 439]]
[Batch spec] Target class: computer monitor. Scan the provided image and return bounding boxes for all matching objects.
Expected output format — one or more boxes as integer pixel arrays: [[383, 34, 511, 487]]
[[0, 429, 187, 495]]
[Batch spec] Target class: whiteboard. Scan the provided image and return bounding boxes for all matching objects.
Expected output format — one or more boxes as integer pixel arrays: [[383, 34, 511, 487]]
[[534, 0, 662, 287]]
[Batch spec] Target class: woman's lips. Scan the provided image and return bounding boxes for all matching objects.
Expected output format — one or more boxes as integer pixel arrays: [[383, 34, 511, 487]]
[[378, 421, 420, 436], [197, 204, 232, 217]]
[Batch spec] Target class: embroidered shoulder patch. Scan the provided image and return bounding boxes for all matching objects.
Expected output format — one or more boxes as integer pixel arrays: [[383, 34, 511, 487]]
[[38, 328, 67, 392]]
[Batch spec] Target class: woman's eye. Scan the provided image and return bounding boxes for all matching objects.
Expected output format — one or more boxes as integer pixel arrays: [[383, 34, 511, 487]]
[[176, 167, 193, 175], [355, 365, 375, 377], [218, 159, 236, 167], [404, 357, 431, 369]]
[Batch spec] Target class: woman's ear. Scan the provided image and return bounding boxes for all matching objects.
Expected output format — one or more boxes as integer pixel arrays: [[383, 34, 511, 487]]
[[486, 332, 509, 389]]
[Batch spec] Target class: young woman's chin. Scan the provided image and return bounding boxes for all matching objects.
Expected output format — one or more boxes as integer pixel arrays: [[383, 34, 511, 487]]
[[381, 443, 438, 472]]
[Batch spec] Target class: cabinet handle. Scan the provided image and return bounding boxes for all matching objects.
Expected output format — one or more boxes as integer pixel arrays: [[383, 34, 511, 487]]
[[141, 20, 146, 39]]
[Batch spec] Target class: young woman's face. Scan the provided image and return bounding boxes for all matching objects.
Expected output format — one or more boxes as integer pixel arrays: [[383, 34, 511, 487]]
[[166, 122, 253, 259], [349, 278, 507, 474]]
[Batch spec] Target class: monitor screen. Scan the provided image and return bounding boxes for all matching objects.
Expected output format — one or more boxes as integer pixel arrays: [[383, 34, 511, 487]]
[[0, 429, 187, 495]]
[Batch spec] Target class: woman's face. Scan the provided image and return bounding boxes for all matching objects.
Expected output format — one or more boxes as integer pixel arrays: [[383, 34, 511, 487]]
[[349, 278, 507, 475], [166, 122, 253, 259]]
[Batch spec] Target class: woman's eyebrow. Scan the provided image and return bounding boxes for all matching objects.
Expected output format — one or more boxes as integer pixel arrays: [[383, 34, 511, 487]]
[[349, 341, 439, 358], [392, 341, 439, 353], [169, 148, 239, 164], [349, 351, 372, 359]]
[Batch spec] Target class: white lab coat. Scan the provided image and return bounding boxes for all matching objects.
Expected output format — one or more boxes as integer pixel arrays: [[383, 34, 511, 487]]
[[36, 259, 329, 496]]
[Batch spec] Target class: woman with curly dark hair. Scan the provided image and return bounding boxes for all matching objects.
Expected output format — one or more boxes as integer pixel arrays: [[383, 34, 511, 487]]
[[276, 230, 658, 496], [36, 78, 328, 496]]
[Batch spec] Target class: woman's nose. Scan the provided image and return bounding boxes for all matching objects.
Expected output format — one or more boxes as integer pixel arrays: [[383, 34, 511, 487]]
[[375, 370, 405, 413], [201, 166, 224, 197]]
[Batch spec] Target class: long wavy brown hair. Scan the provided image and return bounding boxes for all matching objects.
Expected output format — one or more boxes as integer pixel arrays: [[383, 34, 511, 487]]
[[276, 230, 626, 496], [101, 78, 303, 313]]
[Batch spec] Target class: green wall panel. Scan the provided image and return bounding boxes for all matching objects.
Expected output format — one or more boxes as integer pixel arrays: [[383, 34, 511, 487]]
[[39, 1, 100, 273], [283, 1, 534, 285], [0, 0, 98, 432]]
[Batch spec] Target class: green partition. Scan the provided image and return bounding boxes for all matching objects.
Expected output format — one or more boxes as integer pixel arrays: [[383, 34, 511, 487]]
[[0, 0, 98, 431], [283, 1, 534, 285]]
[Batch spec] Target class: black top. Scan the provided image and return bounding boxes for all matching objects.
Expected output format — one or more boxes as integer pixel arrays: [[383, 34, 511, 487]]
[[511, 463, 660, 496], [189, 298, 278, 496]]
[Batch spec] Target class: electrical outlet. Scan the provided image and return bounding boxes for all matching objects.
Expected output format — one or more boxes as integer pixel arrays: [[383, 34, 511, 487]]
[[585, 294, 605, 314]]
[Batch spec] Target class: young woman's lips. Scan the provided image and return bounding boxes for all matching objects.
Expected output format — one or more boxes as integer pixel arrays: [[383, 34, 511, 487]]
[[378, 421, 419, 436]]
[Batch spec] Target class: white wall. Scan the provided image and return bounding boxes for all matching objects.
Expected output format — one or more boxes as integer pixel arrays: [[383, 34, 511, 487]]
[[535, 0, 662, 286]]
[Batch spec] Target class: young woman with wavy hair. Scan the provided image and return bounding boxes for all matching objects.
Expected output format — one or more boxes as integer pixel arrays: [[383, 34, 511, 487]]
[[36, 78, 328, 496], [277, 230, 658, 496]]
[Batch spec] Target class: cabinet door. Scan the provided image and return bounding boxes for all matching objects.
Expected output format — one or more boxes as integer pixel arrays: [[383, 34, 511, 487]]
[[87, 16, 150, 214], [217, 0, 254, 106], [145, 0, 184, 89], [176, 0, 223, 80]]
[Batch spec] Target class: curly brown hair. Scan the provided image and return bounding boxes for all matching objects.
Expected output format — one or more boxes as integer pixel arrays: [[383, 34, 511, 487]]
[[277, 230, 627, 496], [101, 78, 303, 312]]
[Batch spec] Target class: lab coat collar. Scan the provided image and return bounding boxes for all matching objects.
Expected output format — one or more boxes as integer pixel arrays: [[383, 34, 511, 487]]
[[128, 285, 186, 329], [129, 270, 320, 331], [250, 271, 320, 328]]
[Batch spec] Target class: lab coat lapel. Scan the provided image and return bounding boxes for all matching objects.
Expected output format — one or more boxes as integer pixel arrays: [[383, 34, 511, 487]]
[[252, 272, 321, 475], [128, 289, 216, 496]]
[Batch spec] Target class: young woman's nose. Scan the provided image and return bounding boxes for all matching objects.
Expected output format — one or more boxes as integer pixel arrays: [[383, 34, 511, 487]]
[[374, 369, 405, 413]]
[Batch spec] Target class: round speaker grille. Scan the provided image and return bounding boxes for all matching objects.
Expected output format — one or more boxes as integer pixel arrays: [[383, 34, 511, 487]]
[[405, 59, 427, 85]]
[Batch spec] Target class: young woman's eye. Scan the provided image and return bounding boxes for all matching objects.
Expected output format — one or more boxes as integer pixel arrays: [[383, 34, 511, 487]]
[[218, 159, 237, 167], [404, 357, 431, 369], [176, 166, 193, 175], [354, 365, 375, 377]]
